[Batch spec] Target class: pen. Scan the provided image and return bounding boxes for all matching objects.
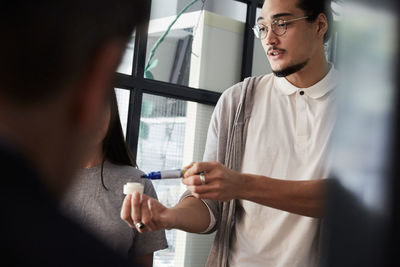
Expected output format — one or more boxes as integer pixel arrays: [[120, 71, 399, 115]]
[[141, 169, 204, 180], [141, 169, 187, 180]]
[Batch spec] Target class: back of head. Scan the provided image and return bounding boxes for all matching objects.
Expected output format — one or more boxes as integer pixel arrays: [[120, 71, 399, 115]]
[[0, 2, 147, 263], [0, 0, 147, 198], [0, 0, 146, 106]]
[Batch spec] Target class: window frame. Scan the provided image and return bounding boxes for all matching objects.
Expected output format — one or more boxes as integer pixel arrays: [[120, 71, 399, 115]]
[[114, 0, 263, 157]]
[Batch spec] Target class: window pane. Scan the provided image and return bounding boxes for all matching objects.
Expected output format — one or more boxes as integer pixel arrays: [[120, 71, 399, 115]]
[[146, 0, 246, 93], [136, 93, 214, 267], [115, 88, 130, 137], [117, 33, 135, 75], [252, 8, 271, 76]]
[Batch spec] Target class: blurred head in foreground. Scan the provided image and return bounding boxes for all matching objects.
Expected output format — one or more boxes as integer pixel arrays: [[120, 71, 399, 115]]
[[0, 0, 145, 199]]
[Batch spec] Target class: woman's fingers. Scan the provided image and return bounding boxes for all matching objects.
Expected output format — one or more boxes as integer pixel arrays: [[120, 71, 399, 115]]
[[122, 192, 170, 232], [131, 192, 142, 228], [120, 194, 134, 227]]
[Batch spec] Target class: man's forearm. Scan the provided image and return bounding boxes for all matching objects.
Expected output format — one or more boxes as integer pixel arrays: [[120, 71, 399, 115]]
[[169, 196, 211, 233], [239, 174, 327, 218]]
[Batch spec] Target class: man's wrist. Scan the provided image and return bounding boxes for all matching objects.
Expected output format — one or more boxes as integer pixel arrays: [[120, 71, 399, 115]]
[[236, 173, 251, 199], [164, 208, 176, 230]]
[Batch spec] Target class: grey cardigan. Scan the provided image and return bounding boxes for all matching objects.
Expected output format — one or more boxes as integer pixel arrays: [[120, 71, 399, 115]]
[[181, 75, 263, 267]]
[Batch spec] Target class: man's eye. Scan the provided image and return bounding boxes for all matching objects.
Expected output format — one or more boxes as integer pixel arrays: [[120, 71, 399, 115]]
[[259, 27, 267, 32]]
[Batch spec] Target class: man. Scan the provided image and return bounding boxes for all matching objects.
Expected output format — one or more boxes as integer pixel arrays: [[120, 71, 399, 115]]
[[0, 1, 145, 266], [121, 0, 337, 266]]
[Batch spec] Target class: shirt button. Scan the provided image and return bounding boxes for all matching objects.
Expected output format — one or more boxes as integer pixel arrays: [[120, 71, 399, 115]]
[[299, 91, 304, 95]]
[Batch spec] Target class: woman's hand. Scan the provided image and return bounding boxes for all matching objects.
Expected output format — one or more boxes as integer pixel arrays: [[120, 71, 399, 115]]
[[121, 192, 174, 233]]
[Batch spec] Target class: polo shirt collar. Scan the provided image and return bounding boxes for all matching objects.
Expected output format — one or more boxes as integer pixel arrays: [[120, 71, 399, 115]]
[[275, 64, 339, 99]]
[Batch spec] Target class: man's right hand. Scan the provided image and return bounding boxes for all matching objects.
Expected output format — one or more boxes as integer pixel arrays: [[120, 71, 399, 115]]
[[120, 192, 173, 233]]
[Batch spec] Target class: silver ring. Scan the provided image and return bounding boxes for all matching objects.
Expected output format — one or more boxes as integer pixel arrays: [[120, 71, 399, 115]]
[[200, 173, 206, 185], [135, 222, 145, 229]]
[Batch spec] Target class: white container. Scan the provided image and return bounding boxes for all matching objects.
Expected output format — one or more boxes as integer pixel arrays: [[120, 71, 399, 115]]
[[123, 182, 144, 195]]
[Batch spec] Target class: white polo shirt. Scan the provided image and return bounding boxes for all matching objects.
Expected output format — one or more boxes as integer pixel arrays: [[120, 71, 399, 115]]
[[229, 66, 338, 267]]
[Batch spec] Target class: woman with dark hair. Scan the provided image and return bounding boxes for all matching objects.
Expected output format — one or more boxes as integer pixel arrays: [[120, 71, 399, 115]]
[[62, 90, 167, 267]]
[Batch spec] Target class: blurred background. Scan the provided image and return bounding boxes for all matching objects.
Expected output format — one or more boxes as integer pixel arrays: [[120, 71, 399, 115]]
[[321, 0, 399, 266], [114, 0, 399, 266]]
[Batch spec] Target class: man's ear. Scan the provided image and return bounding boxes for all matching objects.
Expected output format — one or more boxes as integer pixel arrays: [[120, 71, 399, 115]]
[[316, 13, 328, 41], [72, 40, 126, 131]]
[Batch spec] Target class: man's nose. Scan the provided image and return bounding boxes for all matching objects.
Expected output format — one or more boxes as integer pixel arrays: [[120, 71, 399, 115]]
[[265, 29, 279, 46]]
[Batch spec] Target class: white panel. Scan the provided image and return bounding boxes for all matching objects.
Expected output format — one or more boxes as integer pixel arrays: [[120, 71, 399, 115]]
[[114, 88, 130, 138], [190, 10, 245, 92]]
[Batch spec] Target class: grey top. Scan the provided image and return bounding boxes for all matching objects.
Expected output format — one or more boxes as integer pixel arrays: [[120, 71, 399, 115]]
[[61, 160, 168, 261], [181, 76, 261, 267]]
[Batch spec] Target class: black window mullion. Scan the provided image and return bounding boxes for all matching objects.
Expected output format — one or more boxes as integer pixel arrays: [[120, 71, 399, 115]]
[[234, 0, 264, 8], [132, 0, 151, 79], [126, 0, 151, 156], [115, 73, 220, 106], [126, 88, 143, 159], [139, 80, 220, 106]]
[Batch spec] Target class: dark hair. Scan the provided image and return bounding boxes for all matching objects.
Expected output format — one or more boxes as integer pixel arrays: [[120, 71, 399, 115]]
[[296, 0, 333, 43], [100, 90, 137, 189], [0, 0, 146, 106]]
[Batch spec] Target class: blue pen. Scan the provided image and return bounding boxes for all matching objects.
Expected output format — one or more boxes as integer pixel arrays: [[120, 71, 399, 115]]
[[141, 169, 187, 180]]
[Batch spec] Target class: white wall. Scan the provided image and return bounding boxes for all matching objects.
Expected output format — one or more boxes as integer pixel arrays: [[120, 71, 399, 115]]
[[177, 0, 247, 22], [152, 0, 247, 21], [189, 10, 245, 92], [150, 0, 179, 19]]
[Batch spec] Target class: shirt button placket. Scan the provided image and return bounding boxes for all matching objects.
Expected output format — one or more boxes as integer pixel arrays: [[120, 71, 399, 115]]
[[296, 90, 308, 144]]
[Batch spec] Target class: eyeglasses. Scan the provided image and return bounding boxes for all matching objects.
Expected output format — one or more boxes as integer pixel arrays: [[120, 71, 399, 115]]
[[252, 16, 308, 39]]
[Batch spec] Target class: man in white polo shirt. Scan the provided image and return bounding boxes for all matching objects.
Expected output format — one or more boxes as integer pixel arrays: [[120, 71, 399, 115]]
[[121, 0, 337, 266]]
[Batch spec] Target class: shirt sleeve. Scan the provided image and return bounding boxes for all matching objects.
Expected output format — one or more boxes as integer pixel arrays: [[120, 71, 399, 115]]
[[179, 191, 219, 234], [202, 92, 222, 162], [129, 228, 168, 256], [143, 179, 159, 200]]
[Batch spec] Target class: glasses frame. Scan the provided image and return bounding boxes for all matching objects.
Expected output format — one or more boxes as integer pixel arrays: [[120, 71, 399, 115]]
[[252, 16, 309, 39]]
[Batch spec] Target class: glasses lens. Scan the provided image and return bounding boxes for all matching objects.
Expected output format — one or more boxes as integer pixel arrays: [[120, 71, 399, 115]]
[[272, 19, 286, 36]]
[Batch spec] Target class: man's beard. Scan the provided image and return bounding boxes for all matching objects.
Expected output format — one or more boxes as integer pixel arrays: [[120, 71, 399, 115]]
[[272, 60, 309, 77]]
